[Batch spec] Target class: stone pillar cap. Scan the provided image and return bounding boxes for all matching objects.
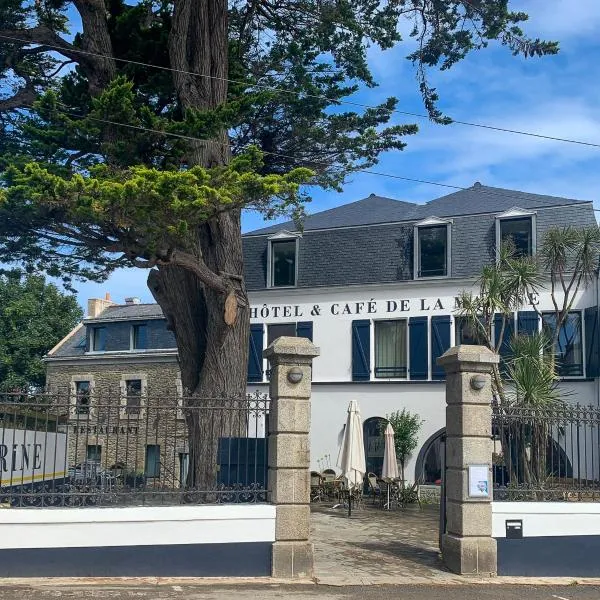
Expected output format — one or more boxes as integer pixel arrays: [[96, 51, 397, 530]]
[[263, 336, 320, 361], [437, 345, 499, 370]]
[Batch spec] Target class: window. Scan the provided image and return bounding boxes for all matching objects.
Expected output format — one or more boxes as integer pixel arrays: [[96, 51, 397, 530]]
[[124, 379, 142, 415], [132, 324, 147, 350], [374, 320, 407, 378], [267, 323, 297, 346], [75, 381, 91, 414], [179, 452, 189, 486], [145, 445, 160, 478], [417, 225, 448, 277], [542, 312, 583, 377], [499, 217, 533, 257], [270, 240, 297, 287], [86, 445, 102, 463], [91, 326, 106, 351], [455, 317, 486, 345]]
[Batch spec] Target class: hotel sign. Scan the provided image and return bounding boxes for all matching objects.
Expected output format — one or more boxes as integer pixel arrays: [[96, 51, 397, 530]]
[[251, 293, 539, 319]]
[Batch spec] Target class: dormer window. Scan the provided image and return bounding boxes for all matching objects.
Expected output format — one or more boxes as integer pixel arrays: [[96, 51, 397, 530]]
[[268, 231, 300, 288], [414, 217, 451, 279], [91, 326, 106, 352], [496, 208, 536, 258], [132, 323, 147, 350]]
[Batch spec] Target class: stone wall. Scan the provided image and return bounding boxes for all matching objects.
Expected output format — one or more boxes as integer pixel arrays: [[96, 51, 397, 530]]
[[46, 360, 187, 484]]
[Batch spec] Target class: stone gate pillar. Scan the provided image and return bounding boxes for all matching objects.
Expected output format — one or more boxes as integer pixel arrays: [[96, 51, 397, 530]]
[[437, 345, 499, 576], [264, 336, 320, 579]]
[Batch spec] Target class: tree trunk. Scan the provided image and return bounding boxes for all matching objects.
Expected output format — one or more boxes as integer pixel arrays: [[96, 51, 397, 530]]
[[148, 211, 249, 494], [149, 0, 249, 494]]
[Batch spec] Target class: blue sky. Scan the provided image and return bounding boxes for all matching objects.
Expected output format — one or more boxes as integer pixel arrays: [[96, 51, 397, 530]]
[[51, 1, 600, 307]]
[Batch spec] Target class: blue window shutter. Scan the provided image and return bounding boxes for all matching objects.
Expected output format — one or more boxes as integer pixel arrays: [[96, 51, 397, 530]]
[[409, 317, 428, 380], [296, 321, 313, 341], [585, 306, 599, 378], [247, 324, 264, 382], [351, 320, 371, 381], [494, 313, 514, 369], [431, 316, 451, 380], [517, 311, 539, 336]]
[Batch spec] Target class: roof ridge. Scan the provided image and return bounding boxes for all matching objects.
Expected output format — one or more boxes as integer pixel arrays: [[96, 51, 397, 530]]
[[245, 193, 418, 235], [105, 302, 158, 307]]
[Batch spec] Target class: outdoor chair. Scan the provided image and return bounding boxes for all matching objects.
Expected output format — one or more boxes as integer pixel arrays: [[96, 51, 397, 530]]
[[333, 477, 363, 514], [397, 481, 421, 509], [310, 471, 325, 502], [366, 472, 382, 505], [321, 469, 337, 500]]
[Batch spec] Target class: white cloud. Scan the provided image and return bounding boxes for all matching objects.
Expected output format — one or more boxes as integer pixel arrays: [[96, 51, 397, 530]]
[[515, 0, 600, 38]]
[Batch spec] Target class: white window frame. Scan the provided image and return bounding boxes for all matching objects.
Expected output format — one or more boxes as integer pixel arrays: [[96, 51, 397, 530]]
[[541, 310, 586, 379], [267, 230, 301, 288], [495, 207, 537, 261], [371, 318, 409, 381], [119, 374, 147, 419], [89, 325, 106, 353], [69, 375, 96, 419], [130, 323, 148, 351], [413, 217, 452, 280]]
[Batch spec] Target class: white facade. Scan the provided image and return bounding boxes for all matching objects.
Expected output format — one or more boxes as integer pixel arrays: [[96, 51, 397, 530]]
[[247, 279, 600, 482]]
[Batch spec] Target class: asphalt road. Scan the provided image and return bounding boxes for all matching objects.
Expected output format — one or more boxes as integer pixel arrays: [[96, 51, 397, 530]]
[[0, 584, 598, 600]]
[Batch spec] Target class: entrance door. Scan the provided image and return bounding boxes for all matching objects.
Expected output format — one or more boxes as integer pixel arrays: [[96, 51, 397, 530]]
[[363, 417, 386, 477]]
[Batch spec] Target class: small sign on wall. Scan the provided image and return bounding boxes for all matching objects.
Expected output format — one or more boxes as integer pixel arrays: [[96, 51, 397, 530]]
[[468, 464, 490, 498]]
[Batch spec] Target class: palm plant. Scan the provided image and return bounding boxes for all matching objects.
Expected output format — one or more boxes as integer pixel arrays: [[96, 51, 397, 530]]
[[539, 227, 600, 364], [503, 331, 563, 488], [455, 241, 542, 406]]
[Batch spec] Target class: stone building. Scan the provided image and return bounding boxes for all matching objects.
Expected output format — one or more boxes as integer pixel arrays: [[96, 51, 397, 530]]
[[45, 296, 187, 485]]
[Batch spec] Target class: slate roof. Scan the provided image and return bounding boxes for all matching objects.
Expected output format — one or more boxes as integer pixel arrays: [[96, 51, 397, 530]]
[[85, 303, 165, 322], [242, 183, 596, 291], [425, 184, 591, 218], [49, 303, 172, 358], [247, 194, 419, 235], [245, 184, 592, 235], [50, 325, 87, 358]]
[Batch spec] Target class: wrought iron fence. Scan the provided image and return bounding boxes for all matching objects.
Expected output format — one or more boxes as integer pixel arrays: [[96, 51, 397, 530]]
[[0, 390, 269, 507], [492, 403, 600, 502]]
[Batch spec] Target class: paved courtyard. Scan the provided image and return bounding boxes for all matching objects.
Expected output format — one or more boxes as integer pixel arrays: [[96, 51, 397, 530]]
[[311, 502, 465, 585]]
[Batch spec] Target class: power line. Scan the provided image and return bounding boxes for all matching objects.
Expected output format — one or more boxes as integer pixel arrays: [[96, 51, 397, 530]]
[[20, 102, 600, 210], [2, 32, 600, 150], [48, 103, 464, 191]]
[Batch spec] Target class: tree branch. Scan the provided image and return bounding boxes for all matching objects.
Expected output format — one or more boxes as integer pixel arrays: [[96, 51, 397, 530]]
[[0, 84, 36, 112], [167, 250, 228, 294], [0, 26, 81, 63]]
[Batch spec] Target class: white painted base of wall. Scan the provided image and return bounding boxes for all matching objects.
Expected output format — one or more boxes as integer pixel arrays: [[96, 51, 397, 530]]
[[493, 502, 600, 538], [0, 504, 276, 550]]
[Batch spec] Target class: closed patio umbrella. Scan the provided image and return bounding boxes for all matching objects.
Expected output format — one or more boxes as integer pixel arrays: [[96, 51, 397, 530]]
[[336, 399, 366, 516], [381, 423, 399, 509]]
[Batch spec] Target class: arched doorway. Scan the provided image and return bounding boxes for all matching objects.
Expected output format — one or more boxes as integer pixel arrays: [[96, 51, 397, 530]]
[[415, 428, 444, 484], [363, 417, 387, 477]]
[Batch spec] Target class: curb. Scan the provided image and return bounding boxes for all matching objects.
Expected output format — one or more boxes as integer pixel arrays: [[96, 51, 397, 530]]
[[0, 576, 600, 588]]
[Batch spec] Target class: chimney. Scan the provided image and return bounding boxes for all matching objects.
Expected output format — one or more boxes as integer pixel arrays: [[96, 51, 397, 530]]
[[124, 297, 141, 305], [87, 292, 115, 318]]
